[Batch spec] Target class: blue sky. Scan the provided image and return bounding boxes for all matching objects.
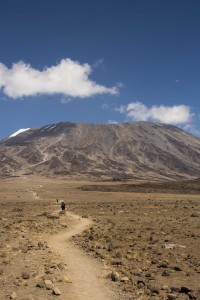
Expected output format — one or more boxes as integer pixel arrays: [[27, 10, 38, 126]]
[[0, 0, 200, 140]]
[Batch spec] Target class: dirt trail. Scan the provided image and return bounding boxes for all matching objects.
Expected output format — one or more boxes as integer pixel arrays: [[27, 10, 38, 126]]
[[48, 212, 118, 300]]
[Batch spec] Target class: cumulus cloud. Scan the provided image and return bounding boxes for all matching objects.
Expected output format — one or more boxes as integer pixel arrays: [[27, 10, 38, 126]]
[[183, 124, 200, 137], [107, 120, 118, 124], [0, 59, 118, 99], [116, 101, 193, 125]]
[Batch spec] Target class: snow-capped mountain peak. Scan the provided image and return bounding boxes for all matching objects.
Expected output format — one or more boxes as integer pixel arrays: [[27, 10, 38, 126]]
[[9, 128, 30, 138]]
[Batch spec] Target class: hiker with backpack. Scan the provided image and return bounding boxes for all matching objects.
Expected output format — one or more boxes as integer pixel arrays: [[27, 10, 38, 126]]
[[61, 201, 66, 211]]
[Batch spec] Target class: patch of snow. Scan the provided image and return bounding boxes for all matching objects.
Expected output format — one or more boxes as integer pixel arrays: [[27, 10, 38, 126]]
[[47, 125, 56, 131], [41, 125, 52, 132], [9, 128, 30, 137]]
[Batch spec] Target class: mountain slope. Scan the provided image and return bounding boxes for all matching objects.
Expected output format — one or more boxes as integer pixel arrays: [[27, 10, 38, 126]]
[[1, 121, 200, 180]]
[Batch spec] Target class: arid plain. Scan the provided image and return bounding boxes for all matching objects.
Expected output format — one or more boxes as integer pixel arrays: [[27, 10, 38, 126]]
[[0, 176, 200, 300]]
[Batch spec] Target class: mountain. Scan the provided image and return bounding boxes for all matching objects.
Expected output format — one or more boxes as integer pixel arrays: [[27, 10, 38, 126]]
[[1, 121, 200, 180]]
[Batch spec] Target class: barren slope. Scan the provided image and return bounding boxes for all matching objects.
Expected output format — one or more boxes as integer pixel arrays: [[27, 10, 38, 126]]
[[1, 121, 200, 180]]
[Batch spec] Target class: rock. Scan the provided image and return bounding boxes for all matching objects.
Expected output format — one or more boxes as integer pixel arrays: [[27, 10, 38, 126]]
[[36, 281, 45, 288], [57, 263, 65, 270], [22, 272, 30, 279], [151, 258, 158, 264], [37, 241, 44, 248], [161, 285, 169, 290], [137, 277, 146, 288], [137, 277, 145, 284], [147, 285, 159, 294], [171, 287, 181, 293], [133, 269, 142, 276], [168, 293, 178, 300], [120, 276, 129, 282], [181, 286, 192, 294], [190, 213, 199, 217], [110, 271, 120, 282], [52, 287, 61, 295], [176, 295, 189, 300], [162, 270, 170, 276], [10, 292, 17, 299], [187, 292, 197, 299], [63, 275, 72, 283], [88, 234, 94, 240], [159, 262, 169, 268], [174, 266, 182, 271], [45, 279, 54, 290]]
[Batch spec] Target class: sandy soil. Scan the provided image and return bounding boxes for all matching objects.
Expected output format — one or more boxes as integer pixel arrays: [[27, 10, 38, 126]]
[[0, 176, 200, 300]]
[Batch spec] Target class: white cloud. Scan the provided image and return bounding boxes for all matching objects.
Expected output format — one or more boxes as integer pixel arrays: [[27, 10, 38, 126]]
[[115, 105, 126, 113], [61, 97, 72, 104], [183, 124, 200, 137], [116, 101, 193, 125], [107, 120, 118, 124], [102, 103, 109, 110], [0, 59, 118, 99]]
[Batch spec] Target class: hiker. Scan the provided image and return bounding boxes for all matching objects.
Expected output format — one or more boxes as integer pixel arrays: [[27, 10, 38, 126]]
[[56, 198, 58, 204], [61, 201, 66, 211]]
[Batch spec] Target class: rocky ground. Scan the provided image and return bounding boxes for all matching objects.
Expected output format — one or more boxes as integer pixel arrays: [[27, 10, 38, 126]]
[[0, 176, 200, 299], [0, 198, 74, 300], [72, 184, 200, 299]]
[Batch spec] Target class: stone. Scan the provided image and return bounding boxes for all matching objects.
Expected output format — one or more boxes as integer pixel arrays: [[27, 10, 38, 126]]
[[151, 258, 158, 264], [111, 271, 120, 282], [162, 270, 170, 276], [161, 285, 169, 290], [190, 213, 199, 217], [171, 287, 181, 293], [36, 281, 45, 288], [167, 293, 178, 300], [137, 277, 145, 285], [159, 262, 169, 268], [52, 287, 61, 295], [147, 285, 159, 294], [22, 272, 30, 279], [181, 286, 192, 294], [63, 275, 72, 283], [120, 276, 129, 282], [187, 292, 197, 299], [174, 266, 182, 271], [10, 292, 17, 299], [37, 241, 44, 248], [133, 269, 142, 276], [44, 279, 54, 290]]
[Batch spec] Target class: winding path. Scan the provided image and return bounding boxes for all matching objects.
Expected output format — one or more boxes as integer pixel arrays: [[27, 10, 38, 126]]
[[48, 212, 117, 300]]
